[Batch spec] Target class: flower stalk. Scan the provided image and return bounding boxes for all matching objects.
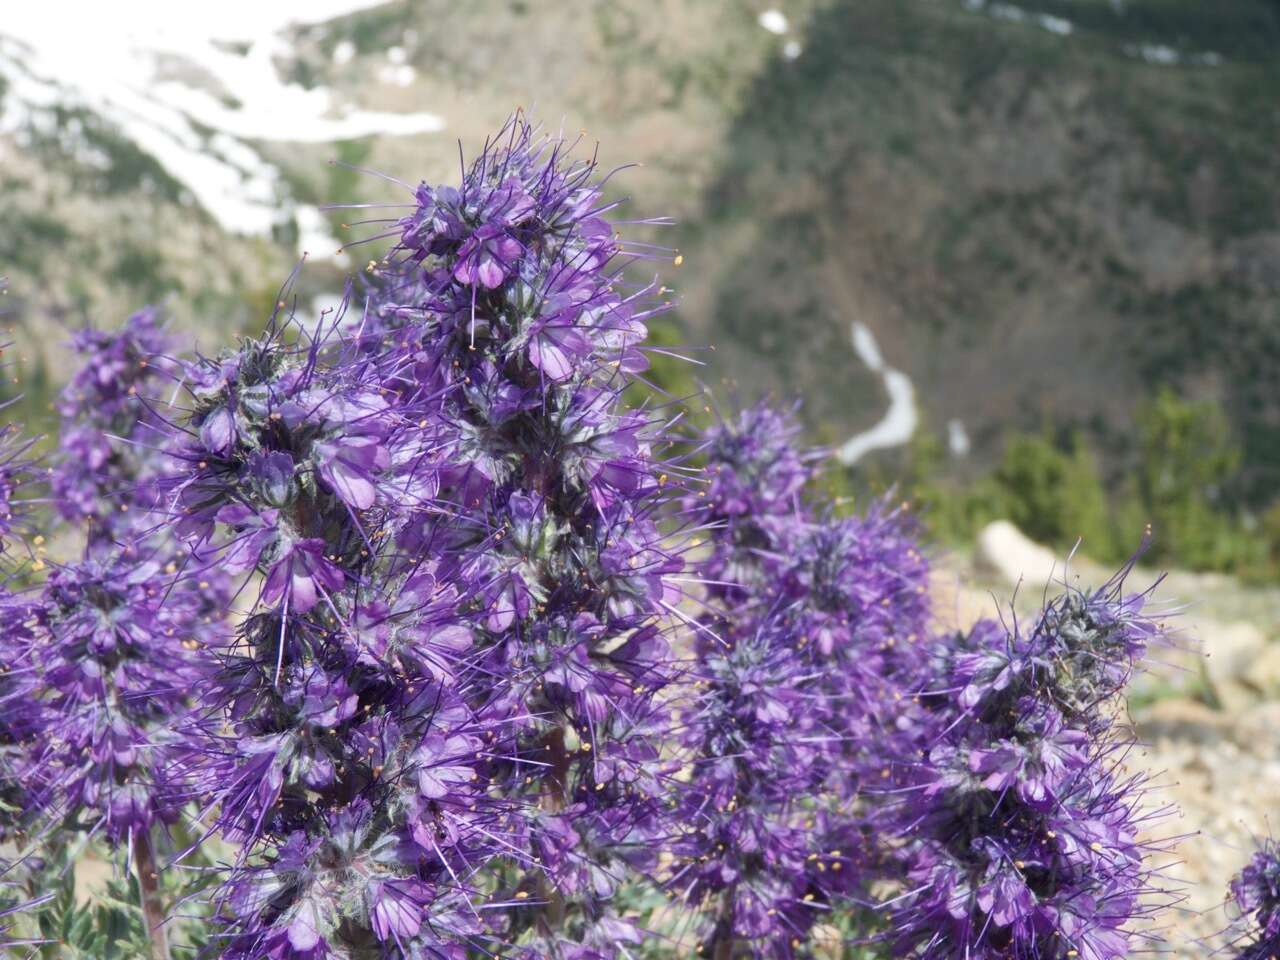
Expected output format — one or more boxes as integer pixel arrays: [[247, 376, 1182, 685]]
[[132, 828, 171, 960]]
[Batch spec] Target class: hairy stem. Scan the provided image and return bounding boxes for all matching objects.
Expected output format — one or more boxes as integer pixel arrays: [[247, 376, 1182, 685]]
[[132, 829, 171, 960], [537, 726, 573, 934]]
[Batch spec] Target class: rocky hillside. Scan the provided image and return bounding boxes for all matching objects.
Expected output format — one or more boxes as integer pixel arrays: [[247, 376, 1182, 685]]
[[0, 0, 820, 437], [3, 1, 1279, 490]]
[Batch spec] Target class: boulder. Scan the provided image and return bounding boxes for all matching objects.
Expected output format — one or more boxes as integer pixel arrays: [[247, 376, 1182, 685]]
[[1135, 697, 1229, 745], [973, 520, 1062, 587], [1242, 642, 1280, 697], [1189, 618, 1267, 688], [1213, 677, 1257, 714], [1233, 702, 1280, 751]]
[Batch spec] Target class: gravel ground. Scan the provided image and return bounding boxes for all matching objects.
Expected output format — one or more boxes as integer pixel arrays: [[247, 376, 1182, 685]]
[[1135, 699, 1280, 955]]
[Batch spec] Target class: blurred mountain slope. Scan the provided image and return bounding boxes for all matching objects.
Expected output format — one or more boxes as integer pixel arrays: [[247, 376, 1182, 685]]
[[677, 0, 1280, 502]]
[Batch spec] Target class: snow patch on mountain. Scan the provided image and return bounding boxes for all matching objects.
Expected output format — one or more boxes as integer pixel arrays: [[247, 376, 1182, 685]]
[[0, 1, 443, 243], [838, 322, 919, 465], [961, 0, 1073, 37]]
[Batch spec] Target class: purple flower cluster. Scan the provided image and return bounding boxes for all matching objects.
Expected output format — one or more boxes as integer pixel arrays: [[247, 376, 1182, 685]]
[[1228, 842, 1280, 958], [670, 404, 931, 956], [0, 280, 36, 556], [881, 575, 1171, 959], [669, 613, 848, 959], [366, 117, 685, 954], [673, 402, 1177, 960], [693, 402, 812, 604], [50, 307, 176, 543], [0, 280, 47, 850], [148, 116, 686, 957], [0, 311, 232, 952], [8, 551, 223, 844], [0, 424, 35, 557], [692, 404, 932, 705], [153, 324, 508, 956]]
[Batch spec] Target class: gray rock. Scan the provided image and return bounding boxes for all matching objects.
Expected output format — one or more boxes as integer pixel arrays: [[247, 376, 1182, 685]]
[[1231, 702, 1280, 751], [1190, 617, 1266, 687], [1242, 642, 1280, 697], [974, 520, 1063, 588], [1135, 697, 1229, 745], [1213, 677, 1257, 714]]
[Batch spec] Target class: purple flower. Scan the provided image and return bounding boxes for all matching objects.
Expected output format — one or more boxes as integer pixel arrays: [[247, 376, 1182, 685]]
[[262, 539, 344, 613], [454, 222, 524, 288], [369, 879, 426, 942], [876, 573, 1173, 959], [410, 734, 480, 800], [312, 435, 389, 510], [217, 504, 281, 573], [249, 451, 297, 507], [1228, 841, 1280, 958], [528, 317, 593, 380], [200, 404, 237, 457]]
